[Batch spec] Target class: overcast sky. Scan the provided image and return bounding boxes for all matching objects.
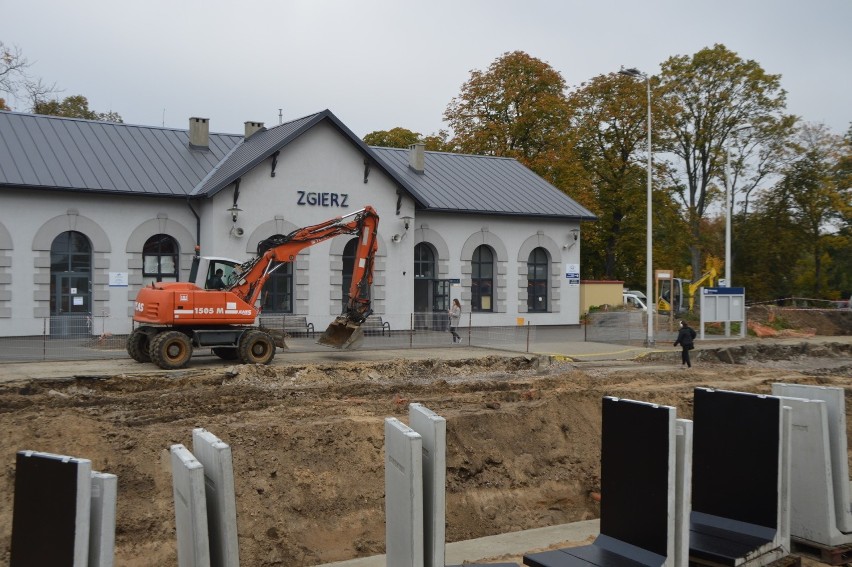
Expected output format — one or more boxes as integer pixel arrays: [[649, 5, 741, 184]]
[[3, 0, 850, 139]]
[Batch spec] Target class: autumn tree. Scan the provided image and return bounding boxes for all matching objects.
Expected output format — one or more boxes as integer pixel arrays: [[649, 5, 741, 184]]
[[443, 51, 573, 181], [363, 127, 448, 151], [567, 72, 686, 283], [33, 95, 122, 122], [657, 44, 791, 278]]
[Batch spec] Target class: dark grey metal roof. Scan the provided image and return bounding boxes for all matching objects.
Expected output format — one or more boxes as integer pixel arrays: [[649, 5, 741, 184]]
[[0, 110, 242, 197], [369, 147, 597, 220], [0, 109, 596, 221]]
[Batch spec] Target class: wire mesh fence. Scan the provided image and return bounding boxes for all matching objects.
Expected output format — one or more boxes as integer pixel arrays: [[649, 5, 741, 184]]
[[0, 313, 541, 363], [584, 311, 678, 345]]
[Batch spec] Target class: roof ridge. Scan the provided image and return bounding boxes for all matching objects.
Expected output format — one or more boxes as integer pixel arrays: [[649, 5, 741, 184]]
[[0, 109, 242, 137]]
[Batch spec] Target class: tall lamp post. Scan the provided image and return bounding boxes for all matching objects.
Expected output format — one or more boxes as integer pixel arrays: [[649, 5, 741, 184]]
[[620, 67, 654, 346]]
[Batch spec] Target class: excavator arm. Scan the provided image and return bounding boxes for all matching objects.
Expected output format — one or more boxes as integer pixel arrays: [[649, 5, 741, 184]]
[[223, 206, 380, 350], [686, 268, 717, 312]]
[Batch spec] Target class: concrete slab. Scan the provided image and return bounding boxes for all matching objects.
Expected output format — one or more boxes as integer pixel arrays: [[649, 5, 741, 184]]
[[409, 403, 447, 567], [89, 471, 117, 567], [171, 444, 211, 567], [192, 428, 240, 567], [384, 417, 423, 567], [10, 450, 92, 567]]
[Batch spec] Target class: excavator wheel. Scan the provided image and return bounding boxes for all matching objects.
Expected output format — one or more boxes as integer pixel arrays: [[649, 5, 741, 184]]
[[238, 330, 276, 365], [126, 329, 151, 363], [212, 347, 239, 360], [149, 330, 193, 370]]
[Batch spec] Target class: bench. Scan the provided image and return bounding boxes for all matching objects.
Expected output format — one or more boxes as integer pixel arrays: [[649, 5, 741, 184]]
[[257, 315, 315, 337], [362, 316, 391, 336]]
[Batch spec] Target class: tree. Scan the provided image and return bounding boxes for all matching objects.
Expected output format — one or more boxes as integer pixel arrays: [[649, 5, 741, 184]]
[[443, 51, 572, 175], [33, 95, 122, 122], [363, 127, 448, 151], [775, 123, 849, 297], [567, 72, 684, 283], [657, 44, 790, 278], [0, 40, 58, 110]]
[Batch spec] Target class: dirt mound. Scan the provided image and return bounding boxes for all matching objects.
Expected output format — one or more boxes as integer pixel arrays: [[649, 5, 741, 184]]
[[747, 305, 852, 336], [0, 350, 848, 566]]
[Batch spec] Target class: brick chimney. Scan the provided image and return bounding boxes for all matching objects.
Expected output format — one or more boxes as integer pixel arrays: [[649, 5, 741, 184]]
[[408, 142, 425, 174], [189, 117, 209, 149], [244, 121, 264, 139]]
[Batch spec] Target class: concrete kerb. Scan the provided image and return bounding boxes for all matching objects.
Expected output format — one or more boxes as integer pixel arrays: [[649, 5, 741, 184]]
[[317, 520, 601, 567]]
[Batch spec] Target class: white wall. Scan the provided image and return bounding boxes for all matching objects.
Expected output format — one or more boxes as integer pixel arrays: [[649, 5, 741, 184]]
[[0, 121, 583, 337]]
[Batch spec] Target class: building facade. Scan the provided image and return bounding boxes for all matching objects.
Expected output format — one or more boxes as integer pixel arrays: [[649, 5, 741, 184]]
[[0, 109, 596, 337]]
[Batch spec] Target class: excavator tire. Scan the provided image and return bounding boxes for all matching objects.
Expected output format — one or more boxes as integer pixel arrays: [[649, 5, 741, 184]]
[[212, 347, 239, 360], [126, 329, 151, 363], [150, 330, 193, 370], [238, 330, 276, 365]]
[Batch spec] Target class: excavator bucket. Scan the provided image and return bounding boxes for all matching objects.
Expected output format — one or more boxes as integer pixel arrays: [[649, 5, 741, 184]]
[[317, 316, 365, 350]]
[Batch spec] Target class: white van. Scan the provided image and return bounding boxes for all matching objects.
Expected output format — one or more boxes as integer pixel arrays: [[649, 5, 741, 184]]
[[623, 293, 647, 311]]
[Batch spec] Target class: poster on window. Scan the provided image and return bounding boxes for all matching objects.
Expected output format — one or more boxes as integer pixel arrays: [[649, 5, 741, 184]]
[[565, 263, 580, 287]]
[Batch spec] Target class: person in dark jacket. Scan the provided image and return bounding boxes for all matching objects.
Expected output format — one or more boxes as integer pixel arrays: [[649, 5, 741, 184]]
[[673, 320, 697, 368]]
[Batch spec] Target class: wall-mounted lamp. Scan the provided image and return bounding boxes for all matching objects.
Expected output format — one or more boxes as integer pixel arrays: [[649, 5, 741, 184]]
[[401, 216, 413, 231], [563, 229, 580, 249], [227, 204, 243, 223]]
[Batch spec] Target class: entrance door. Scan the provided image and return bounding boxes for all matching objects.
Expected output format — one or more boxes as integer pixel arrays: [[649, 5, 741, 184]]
[[50, 274, 91, 336], [50, 231, 92, 337]]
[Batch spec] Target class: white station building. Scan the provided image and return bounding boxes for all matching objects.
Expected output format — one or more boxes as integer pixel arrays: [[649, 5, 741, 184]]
[[0, 109, 596, 337]]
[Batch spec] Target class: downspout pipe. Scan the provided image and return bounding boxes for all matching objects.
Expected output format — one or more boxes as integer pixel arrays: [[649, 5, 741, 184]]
[[186, 198, 201, 283]]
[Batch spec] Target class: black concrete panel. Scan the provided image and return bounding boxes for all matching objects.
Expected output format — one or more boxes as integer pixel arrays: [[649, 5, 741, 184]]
[[524, 545, 652, 567], [10, 451, 82, 566], [600, 397, 672, 557], [692, 388, 780, 530]]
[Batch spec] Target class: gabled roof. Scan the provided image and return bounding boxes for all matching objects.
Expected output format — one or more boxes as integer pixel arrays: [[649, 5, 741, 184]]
[[370, 147, 597, 220], [0, 109, 595, 221], [0, 110, 241, 196], [190, 109, 427, 207]]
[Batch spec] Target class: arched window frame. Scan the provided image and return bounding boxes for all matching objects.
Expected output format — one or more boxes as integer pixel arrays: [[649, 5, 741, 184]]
[[527, 247, 549, 312], [142, 234, 179, 284], [471, 245, 494, 312], [261, 235, 294, 314]]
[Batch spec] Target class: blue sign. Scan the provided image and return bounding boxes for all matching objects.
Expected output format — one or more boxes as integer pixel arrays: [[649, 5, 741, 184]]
[[703, 287, 745, 295]]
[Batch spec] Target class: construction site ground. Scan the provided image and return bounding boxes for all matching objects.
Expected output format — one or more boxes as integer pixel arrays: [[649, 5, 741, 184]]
[[0, 306, 850, 566]]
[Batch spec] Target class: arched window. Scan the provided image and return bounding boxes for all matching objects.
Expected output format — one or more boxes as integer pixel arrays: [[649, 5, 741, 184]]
[[50, 231, 92, 317], [471, 245, 493, 312], [414, 243, 435, 279], [142, 234, 179, 285], [261, 235, 293, 313], [527, 247, 549, 312]]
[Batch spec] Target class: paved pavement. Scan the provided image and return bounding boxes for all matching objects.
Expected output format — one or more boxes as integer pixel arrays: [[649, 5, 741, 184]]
[[0, 326, 662, 383], [2, 326, 848, 384]]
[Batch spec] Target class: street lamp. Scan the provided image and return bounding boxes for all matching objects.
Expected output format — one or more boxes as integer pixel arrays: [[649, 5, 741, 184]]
[[620, 67, 654, 346]]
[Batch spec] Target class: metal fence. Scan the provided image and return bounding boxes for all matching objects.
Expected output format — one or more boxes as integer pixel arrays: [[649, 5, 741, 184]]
[[584, 311, 678, 345], [0, 313, 540, 363]]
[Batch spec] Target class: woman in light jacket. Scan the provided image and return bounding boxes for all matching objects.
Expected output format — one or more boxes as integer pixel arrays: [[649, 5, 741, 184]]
[[449, 299, 462, 344]]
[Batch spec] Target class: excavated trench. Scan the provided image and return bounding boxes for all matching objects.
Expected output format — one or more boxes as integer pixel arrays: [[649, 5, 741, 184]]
[[0, 341, 849, 566]]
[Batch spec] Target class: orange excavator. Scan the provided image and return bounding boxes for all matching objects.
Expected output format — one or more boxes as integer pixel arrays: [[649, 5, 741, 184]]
[[128, 206, 380, 369]]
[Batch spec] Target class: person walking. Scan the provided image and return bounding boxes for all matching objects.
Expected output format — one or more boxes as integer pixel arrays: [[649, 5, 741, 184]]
[[448, 299, 462, 344], [673, 320, 697, 368]]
